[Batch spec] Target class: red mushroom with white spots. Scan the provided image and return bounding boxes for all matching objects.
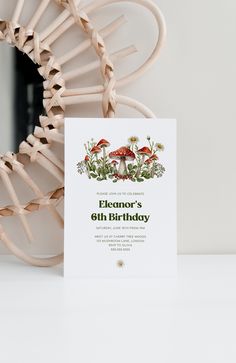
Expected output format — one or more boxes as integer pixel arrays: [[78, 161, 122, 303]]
[[97, 138, 110, 152], [137, 146, 152, 164], [90, 145, 101, 161], [150, 154, 158, 177], [84, 155, 91, 178], [91, 145, 101, 154], [146, 154, 158, 164], [145, 154, 159, 177], [150, 154, 158, 161], [97, 139, 110, 168], [144, 157, 153, 166], [109, 146, 135, 176], [136, 146, 152, 176]]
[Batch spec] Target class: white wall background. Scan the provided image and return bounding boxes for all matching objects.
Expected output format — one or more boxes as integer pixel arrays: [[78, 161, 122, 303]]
[[0, 0, 235, 254], [151, 0, 236, 254]]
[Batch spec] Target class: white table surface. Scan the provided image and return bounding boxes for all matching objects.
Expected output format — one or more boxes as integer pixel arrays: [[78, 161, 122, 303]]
[[0, 255, 236, 363]]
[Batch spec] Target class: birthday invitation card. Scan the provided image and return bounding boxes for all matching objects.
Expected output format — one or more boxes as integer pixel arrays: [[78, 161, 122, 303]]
[[64, 118, 177, 277]]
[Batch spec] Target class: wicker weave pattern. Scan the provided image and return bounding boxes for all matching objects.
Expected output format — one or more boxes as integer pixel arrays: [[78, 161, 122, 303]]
[[0, 0, 166, 266], [0, 188, 64, 217]]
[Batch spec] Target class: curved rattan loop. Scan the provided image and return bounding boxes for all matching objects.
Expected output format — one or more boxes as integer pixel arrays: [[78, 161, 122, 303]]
[[0, 18, 65, 266], [44, 0, 166, 112], [55, 0, 117, 117], [0, 0, 165, 267], [84, 0, 166, 88]]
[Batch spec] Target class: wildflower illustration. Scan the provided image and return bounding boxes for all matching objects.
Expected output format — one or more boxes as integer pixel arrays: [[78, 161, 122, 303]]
[[76, 136, 166, 182]]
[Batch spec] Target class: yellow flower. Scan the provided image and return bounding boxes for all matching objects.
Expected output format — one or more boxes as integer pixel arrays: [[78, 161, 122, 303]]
[[128, 136, 139, 144], [156, 143, 165, 151]]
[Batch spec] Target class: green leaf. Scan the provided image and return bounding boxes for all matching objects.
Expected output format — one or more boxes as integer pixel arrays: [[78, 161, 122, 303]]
[[137, 178, 144, 182], [90, 173, 97, 178]]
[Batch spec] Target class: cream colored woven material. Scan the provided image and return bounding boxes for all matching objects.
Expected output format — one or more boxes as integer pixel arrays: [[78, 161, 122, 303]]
[[0, 0, 166, 266]]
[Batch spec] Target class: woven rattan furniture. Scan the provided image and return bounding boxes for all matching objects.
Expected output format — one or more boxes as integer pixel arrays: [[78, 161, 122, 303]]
[[0, 0, 166, 266]]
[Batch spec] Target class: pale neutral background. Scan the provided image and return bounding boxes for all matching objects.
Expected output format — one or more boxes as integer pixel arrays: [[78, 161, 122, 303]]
[[1, 255, 236, 363], [0, 0, 235, 254]]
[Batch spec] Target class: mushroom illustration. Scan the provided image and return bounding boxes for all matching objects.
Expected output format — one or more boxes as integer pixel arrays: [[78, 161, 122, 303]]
[[84, 155, 91, 178], [145, 154, 158, 177], [111, 160, 118, 173], [136, 146, 152, 177], [90, 145, 101, 162], [137, 146, 152, 164], [150, 154, 158, 177], [97, 139, 110, 158], [97, 139, 110, 170], [109, 147, 135, 176], [145, 157, 153, 166], [150, 154, 158, 161]]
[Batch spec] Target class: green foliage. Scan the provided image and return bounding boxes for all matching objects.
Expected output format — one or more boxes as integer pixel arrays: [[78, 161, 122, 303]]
[[77, 137, 166, 182]]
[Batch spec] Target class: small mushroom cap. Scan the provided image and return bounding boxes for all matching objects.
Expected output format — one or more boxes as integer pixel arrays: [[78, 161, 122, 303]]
[[91, 145, 101, 154], [97, 139, 110, 148], [145, 157, 153, 165], [84, 155, 89, 161], [137, 146, 152, 156], [109, 146, 135, 161], [111, 160, 118, 164], [150, 154, 158, 160]]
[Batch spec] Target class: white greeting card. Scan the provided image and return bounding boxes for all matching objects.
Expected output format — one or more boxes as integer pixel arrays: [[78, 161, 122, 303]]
[[65, 118, 176, 277]]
